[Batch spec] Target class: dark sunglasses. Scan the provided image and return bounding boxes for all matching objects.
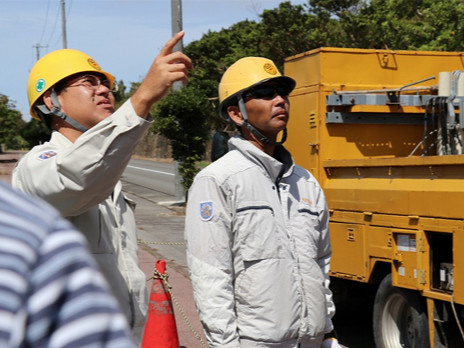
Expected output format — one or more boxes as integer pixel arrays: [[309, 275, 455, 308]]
[[243, 85, 289, 100]]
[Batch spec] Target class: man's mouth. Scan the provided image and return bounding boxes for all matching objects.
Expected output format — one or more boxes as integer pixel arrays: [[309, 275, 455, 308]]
[[97, 99, 114, 112], [273, 110, 288, 118], [97, 99, 111, 105]]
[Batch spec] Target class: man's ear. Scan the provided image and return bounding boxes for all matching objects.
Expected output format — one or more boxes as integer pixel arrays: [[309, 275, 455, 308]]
[[227, 105, 244, 126], [42, 90, 54, 110]]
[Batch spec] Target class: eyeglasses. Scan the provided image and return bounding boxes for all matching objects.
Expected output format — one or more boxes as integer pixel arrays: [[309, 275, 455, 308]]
[[243, 85, 289, 100], [66, 74, 118, 93]]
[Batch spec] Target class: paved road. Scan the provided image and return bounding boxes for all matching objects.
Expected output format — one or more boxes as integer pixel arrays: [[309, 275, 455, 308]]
[[123, 158, 176, 196], [122, 179, 188, 275]]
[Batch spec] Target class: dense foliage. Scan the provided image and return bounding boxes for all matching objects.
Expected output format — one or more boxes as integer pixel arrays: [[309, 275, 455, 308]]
[[0, 95, 50, 153], [184, 0, 464, 89], [0, 95, 26, 152], [151, 86, 212, 191]]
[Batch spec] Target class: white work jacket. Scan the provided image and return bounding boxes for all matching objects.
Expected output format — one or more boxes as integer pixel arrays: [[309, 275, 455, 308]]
[[185, 136, 335, 348], [12, 100, 150, 338]]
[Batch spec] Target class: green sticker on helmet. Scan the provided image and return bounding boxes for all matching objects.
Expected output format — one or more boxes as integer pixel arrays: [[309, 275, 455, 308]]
[[36, 79, 46, 93]]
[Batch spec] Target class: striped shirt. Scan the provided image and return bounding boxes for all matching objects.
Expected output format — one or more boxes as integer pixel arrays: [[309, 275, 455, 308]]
[[0, 181, 136, 347]]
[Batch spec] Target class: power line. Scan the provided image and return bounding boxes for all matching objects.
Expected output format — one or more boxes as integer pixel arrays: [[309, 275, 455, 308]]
[[37, 0, 51, 44], [45, 2, 61, 48]]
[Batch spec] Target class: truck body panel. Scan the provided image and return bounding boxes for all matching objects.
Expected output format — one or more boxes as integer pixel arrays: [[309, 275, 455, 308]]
[[284, 47, 464, 347]]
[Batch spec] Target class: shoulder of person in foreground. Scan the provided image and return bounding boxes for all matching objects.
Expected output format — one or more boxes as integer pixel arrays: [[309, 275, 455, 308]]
[[192, 145, 256, 187], [292, 162, 321, 183], [0, 181, 137, 348]]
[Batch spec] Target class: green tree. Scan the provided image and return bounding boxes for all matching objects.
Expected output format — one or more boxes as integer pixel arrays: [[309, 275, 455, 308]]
[[0, 94, 27, 151], [21, 118, 51, 148], [331, 0, 464, 50], [113, 78, 128, 105], [258, 2, 313, 65], [308, 0, 362, 47], [416, 0, 464, 51], [151, 86, 213, 192], [185, 19, 262, 95]]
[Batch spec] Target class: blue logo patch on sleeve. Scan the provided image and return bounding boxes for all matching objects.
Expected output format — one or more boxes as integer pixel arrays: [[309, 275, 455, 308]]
[[200, 201, 213, 221], [37, 150, 57, 160]]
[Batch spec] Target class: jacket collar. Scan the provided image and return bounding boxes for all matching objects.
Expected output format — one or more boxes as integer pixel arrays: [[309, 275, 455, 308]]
[[228, 135, 294, 182], [50, 130, 74, 147]]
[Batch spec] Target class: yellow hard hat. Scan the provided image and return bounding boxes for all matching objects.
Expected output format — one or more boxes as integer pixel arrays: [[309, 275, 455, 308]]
[[218, 57, 295, 120], [27, 48, 114, 119]]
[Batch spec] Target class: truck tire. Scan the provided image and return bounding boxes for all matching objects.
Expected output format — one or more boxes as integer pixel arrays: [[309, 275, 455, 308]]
[[373, 274, 429, 348]]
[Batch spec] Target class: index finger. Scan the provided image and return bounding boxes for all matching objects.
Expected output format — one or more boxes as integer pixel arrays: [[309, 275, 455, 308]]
[[159, 31, 185, 57]]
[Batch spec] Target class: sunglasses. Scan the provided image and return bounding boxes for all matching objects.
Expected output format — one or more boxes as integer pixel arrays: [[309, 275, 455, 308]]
[[243, 85, 289, 100]]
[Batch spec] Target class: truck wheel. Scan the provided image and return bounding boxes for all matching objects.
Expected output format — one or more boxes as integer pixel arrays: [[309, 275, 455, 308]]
[[373, 274, 429, 348]]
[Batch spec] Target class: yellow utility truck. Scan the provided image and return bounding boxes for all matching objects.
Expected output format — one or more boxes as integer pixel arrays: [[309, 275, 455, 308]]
[[284, 48, 464, 348]]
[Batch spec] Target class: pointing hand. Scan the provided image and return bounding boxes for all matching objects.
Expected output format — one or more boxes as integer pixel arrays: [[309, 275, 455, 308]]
[[131, 31, 193, 118]]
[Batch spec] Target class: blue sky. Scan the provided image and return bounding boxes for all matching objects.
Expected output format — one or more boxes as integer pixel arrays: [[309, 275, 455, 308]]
[[1, 0, 307, 121]]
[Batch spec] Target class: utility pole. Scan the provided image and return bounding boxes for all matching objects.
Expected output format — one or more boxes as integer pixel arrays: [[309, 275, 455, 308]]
[[171, 0, 185, 202], [171, 0, 183, 91], [33, 43, 48, 61], [61, 0, 67, 48]]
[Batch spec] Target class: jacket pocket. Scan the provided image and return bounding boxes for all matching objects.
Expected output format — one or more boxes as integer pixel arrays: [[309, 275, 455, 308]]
[[293, 202, 321, 259], [234, 201, 281, 261]]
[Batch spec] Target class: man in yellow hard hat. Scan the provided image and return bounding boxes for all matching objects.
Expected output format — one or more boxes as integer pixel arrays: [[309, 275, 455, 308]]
[[12, 32, 192, 341], [185, 57, 341, 347]]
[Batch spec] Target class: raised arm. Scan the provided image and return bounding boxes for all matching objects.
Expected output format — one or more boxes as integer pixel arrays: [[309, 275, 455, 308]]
[[131, 31, 193, 118]]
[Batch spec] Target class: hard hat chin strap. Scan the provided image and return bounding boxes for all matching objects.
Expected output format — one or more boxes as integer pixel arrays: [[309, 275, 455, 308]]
[[237, 97, 287, 146], [36, 89, 89, 133]]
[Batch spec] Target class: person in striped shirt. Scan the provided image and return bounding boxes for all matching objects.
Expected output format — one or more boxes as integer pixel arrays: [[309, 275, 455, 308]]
[[0, 180, 136, 347]]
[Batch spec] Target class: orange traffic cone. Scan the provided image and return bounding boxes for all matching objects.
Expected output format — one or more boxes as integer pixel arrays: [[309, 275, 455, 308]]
[[142, 260, 180, 348]]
